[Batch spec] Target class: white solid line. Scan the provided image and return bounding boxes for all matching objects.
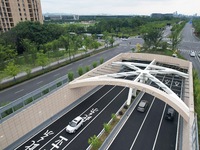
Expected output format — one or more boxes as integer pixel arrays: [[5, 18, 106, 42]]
[[38, 86, 117, 150], [152, 104, 167, 150], [14, 86, 104, 150], [62, 87, 127, 150], [104, 93, 145, 150], [129, 97, 156, 150], [15, 89, 24, 94]]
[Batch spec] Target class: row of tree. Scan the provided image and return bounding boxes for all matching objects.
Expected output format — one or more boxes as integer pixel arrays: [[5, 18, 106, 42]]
[[193, 19, 200, 38], [0, 22, 103, 70], [141, 21, 186, 52], [0, 17, 187, 76]]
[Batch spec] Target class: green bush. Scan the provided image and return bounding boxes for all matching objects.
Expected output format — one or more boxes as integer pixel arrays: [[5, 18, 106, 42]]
[[2, 108, 13, 118], [78, 67, 84, 76], [103, 123, 111, 134], [24, 97, 33, 105], [88, 135, 101, 150], [67, 71, 74, 81], [85, 66, 90, 72], [100, 57, 104, 64], [92, 61, 98, 68], [111, 113, 117, 121], [42, 89, 49, 95], [13, 103, 24, 111]]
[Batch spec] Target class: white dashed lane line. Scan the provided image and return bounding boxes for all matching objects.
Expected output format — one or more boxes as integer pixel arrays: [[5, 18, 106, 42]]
[[37, 81, 43, 84], [15, 89, 24, 94], [54, 73, 60, 77]]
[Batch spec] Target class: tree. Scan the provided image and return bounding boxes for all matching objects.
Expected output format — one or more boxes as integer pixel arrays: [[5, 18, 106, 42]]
[[170, 30, 181, 52], [4, 61, 20, 81], [136, 43, 142, 52], [59, 35, 71, 61], [21, 39, 37, 65], [109, 36, 115, 47], [143, 28, 163, 51], [0, 44, 17, 69], [24, 67, 32, 78], [36, 50, 49, 70]]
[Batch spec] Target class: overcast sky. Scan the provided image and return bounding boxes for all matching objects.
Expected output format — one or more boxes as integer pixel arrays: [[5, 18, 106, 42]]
[[41, 0, 200, 16]]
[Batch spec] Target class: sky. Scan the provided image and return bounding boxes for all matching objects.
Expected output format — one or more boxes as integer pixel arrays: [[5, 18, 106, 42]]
[[41, 0, 200, 16]]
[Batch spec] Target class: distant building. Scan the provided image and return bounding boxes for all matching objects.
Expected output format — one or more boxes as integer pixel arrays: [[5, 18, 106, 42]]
[[0, 0, 43, 32], [151, 13, 173, 18], [44, 14, 79, 21]]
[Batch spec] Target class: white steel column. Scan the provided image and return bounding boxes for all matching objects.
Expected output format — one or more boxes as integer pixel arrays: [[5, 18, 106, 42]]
[[127, 88, 133, 105]]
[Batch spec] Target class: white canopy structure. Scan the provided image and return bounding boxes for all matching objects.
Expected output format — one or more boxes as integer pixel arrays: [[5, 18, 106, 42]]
[[69, 60, 190, 122]]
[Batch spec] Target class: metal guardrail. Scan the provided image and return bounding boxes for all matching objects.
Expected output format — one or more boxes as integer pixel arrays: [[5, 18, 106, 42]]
[[0, 76, 68, 123]]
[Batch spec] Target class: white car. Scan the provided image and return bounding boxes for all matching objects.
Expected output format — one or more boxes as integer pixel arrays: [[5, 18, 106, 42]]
[[190, 51, 195, 57], [66, 116, 84, 133]]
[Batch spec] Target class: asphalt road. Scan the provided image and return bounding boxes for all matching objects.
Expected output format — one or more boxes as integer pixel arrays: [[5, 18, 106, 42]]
[[13, 58, 184, 150], [4, 23, 196, 149], [106, 71, 182, 150], [14, 84, 131, 150], [179, 22, 200, 77], [0, 37, 143, 105]]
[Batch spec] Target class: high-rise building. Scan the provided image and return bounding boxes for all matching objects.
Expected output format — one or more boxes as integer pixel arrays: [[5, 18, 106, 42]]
[[0, 0, 43, 32]]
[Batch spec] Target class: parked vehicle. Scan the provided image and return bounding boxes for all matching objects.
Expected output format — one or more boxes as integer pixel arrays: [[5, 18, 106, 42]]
[[66, 116, 84, 133]]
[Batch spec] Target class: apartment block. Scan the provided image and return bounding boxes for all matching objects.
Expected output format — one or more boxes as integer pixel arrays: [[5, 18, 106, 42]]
[[0, 0, 43, 32]]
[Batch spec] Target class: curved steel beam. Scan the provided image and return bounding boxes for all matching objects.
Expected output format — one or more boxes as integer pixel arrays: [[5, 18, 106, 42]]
[[69, 77, 190, 122]]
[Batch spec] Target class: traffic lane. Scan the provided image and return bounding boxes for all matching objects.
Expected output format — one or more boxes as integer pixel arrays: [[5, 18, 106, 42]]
[[15, 85, 119, 149], [153, 78, 182, 150], [108, 93, 155, 150], [131, 99, 166, 150], [0, 43, 132, 104], [154, 105, 178, 150], [182, 23, 198, 42], [39, 86, 126, 150], [184, 55, 200, 76], [64, 87, 129, 150]]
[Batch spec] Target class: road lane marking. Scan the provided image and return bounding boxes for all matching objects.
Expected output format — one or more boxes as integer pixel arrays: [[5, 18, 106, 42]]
[[152, 104, 167, 150], [62, 87, 127, 150], [78, 63, 83, 66], [129, 97, 156, 150], [15, 86, 104, 150], [15, 89, 24, 94], [54, 73, 60, 77], [103, 92, 145, 150], [38, 86, 117, 150], [37, 81, 43, 84]]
